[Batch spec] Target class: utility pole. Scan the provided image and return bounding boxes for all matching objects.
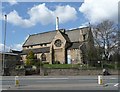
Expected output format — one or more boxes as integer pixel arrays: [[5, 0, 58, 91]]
[[3, 15, 7, 76]]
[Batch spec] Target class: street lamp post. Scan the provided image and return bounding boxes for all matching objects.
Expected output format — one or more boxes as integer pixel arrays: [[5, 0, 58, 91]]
[[2, 15, 7, 76]]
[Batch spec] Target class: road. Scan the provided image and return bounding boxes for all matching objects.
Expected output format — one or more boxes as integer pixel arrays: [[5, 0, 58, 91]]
[[0, 75, 119, 90]]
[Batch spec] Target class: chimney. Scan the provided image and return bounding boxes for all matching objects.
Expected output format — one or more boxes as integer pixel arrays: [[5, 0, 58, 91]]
[[56, 17, 59, 30]]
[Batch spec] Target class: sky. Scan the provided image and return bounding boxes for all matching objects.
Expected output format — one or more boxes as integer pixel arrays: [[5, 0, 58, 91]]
[[0, 0, 119, 52]]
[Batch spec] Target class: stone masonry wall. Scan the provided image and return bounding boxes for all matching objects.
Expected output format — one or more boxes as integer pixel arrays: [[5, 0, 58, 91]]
[[40, 68, 118, 76]]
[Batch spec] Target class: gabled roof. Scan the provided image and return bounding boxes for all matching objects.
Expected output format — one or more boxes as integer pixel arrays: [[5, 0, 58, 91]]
[[66, 27, 90, 42], [10, 49, 22, 54], [0, 52, 18, 56], [68, 42, 83, 50], [59, 30, 71, 42], [23, 31, 57, 46], [66, 29, 81, 42], [23, 27, 90, 47]]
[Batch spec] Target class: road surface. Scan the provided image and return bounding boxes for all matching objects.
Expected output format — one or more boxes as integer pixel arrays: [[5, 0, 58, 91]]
[[0, 75, 119, 90]]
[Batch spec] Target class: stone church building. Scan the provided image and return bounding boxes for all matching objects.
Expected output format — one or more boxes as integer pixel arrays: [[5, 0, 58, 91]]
[[21, 18, 95, 64]]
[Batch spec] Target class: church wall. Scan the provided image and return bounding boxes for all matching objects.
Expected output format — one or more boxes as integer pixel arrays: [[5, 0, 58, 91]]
[[21, 55, 27, 62], [79, 28, 90, 42], [36, 53, 51, 63], [23, 43, 51, 50], [52, 31, 67, 64], [44, 53, 51, 63], [68, 49, 82, 64], [54, 48, 65, 64]]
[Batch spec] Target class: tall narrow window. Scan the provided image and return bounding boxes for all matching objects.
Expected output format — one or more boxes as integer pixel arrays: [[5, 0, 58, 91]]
[[83, 34, 86, 41], [41, 53, 46, 61]]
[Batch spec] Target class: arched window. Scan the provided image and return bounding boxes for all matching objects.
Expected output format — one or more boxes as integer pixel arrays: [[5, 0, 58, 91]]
[[83, 34, 86, 41], [41, 53, 46, 61]]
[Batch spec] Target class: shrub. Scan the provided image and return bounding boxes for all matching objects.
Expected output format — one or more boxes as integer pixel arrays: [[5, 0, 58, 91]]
[[34, 61, 43, 67], [53, 61, 60, 64], [43, 62, 49, 64], [44, 72, 48, 76], [104, 63, 116, 69]]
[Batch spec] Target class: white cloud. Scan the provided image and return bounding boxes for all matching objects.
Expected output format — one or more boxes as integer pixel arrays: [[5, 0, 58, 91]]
[[79, 0, 119, 24], [0, 14, 2, 20], [7, 0, 18, 5], [0, 43, 22, 52], [0, 12, 6, 20], [4, 3, 77, 28], [54, 5, 77, 23], [28, 3, 54, 25], [0, 44, 10, 52], [24, 35, 29, 41], [11, 44, 22, 51], [6, 10, 34, 27], [79, 22, 89, 28]]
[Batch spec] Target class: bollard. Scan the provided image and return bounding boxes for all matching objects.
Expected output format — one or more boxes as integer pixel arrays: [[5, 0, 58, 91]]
[[98, 75, 103, 85], [15, 76, 19, 87]]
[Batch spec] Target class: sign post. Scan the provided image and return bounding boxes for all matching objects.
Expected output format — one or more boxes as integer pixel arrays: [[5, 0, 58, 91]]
[[15, 76, 19, 87], [98, 75, 103, 85]]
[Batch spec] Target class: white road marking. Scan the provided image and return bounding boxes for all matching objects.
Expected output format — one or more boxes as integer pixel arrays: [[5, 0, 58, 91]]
[[43, 78, 69, 79], [107, 83, 117, 84], [21, 78, 69, 80], [103, 84, 108, 87], [114, 83, 119, 87], [106, 83, 119, 87], [0, 88, 7, 90], [110, 78, 117, 79]]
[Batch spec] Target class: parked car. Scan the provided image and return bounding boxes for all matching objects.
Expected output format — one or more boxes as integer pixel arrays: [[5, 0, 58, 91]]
[[25, 65, 37, 75], [15, 65, 25, 70]]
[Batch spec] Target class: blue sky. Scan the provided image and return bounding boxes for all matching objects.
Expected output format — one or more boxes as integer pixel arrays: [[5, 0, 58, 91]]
[[0, 0, 118, 51]]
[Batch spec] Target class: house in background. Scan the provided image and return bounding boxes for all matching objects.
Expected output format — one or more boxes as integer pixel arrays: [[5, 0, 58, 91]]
[[21, 17, 95, 64], [0, 50, 21, 75], [0, 50, 21, 68]]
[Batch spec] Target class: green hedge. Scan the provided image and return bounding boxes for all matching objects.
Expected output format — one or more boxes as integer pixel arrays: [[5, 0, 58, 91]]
[[43, 64, 97, 69], [103, 63, 119, 69], [43, 63, 119, 70]]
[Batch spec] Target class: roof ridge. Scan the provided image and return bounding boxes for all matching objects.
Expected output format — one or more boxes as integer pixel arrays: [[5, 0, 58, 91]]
[[30, 30, 55, 36], [29, 27, 89, 36], [30, 29, 65, 36], [66, 27, 89, 32]]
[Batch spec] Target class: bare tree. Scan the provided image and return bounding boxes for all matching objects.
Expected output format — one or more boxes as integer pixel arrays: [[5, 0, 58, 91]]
[[92, 20, 118, 62]]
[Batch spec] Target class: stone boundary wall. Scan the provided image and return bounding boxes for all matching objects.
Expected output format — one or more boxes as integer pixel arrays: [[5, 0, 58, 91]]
[[10, 69, 25, 76], [40, 68, 118, 76], [9, 68, 118, 76]]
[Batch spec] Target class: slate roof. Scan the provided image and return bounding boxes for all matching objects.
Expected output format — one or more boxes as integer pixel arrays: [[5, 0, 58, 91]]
[[23, 27, 90, 47], [68, 42, 83, 50], [59, 31, 71, 42], [66, 29, 81, 42], [21, 47, 50, 55], [0, 52, 18, 56], [23, 31, 57, 46], [10, 50, 22, 54]]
